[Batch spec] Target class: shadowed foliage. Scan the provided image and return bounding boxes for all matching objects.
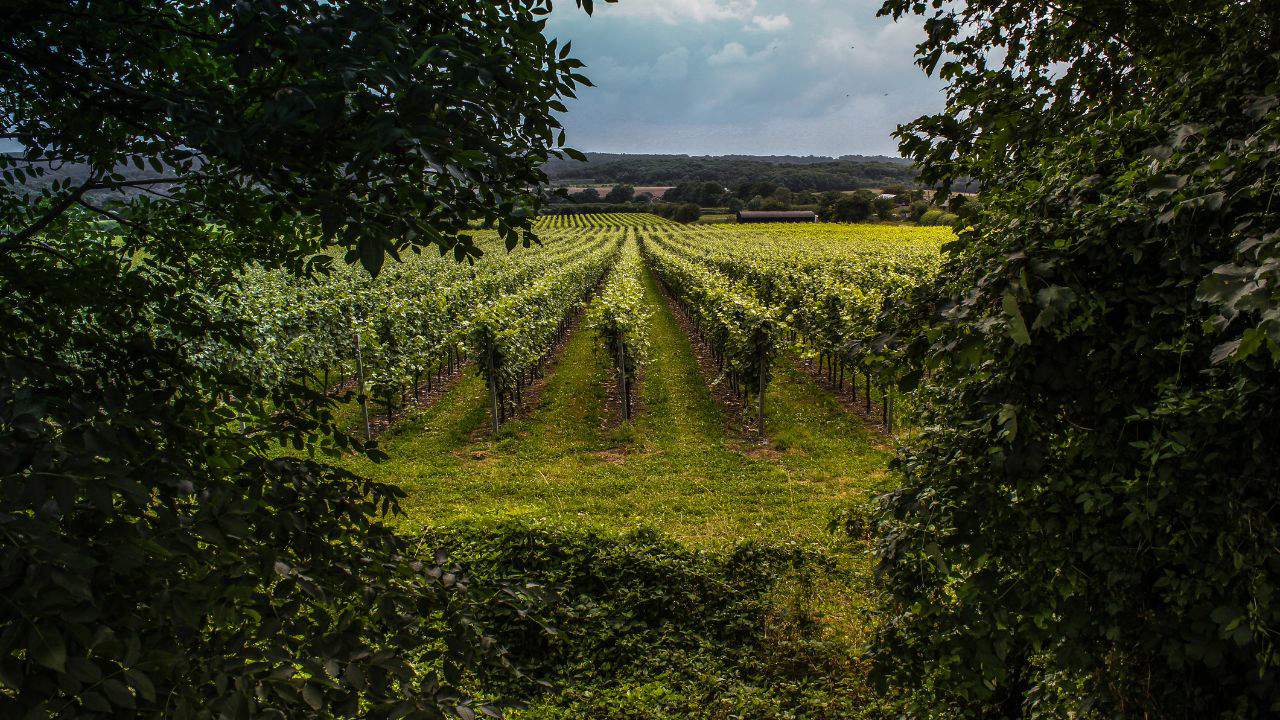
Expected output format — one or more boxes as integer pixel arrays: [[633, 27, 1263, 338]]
[[871, 0, 1280, 716], [0, 1, 611, 717]]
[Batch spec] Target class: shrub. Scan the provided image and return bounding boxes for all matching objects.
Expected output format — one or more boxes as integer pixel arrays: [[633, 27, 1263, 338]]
[[874, 0, 1280, 715], [917, 208, 958, 227], [873, 197, 895, 220], [907, 200, 931, 221], [421, 522, 894, 718], [821, 191, 878, 222], [651, 203, 701, 223], [604, 184, 636, 203]]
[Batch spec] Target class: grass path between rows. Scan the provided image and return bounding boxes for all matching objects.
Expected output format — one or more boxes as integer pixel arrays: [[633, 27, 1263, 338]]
[[336, 266, 895, 547]]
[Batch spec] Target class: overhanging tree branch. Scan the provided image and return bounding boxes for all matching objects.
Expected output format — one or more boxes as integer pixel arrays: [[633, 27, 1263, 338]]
[[1, 175, 96, 246]]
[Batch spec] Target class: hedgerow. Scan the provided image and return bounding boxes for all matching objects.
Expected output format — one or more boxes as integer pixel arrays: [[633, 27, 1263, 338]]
[[421, 522, 900, 720], [871, 0, 1280, 715]]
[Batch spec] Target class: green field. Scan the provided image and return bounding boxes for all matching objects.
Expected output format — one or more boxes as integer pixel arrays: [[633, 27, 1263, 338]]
[[283, 217, 928, 717], [334, 261, 895, 548], [238, 214, 947, 714], [237, 215, 951, 557]]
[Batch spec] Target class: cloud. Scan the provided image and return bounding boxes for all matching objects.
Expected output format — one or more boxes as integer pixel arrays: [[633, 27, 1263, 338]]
[[610, 0, 757, 24], [707, 40, 778, 66], [650, 47, 691, 80], [590, 47, 690, 83], [750, 14, 791, 32], [804, 15, 925, 72], [548, 0, 947, 156], [708, 42, 749, 66]]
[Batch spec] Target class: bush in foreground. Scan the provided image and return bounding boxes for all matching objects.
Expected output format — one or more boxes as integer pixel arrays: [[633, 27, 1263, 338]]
[[873, 0, 1280, 716], [426, 522, 901, 720]]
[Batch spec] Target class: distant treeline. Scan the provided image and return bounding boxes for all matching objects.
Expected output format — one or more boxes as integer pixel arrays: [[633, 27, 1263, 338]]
[[541, 186, 960, 228], [545, 152, 918, 191]]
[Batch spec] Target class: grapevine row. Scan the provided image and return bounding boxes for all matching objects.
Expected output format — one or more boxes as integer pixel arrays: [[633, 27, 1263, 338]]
[[471, 233, 618, 431], [640, 231, 781, 428], [218, 214, 946, 436], [643, 222, 945, 430], [585, 230, 650, 420], [214, 228, 605, 437], [535, 212, 680, 231]]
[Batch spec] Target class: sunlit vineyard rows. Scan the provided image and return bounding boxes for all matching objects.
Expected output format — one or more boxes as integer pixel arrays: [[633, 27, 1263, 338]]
[[641, 222, 946, 425], [534, 213, 681, 231], [586, 230, 651, 420], [219, 214, 946, 432]]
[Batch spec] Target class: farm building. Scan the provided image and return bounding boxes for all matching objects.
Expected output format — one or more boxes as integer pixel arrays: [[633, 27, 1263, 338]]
[[736, 210, 818, 223]]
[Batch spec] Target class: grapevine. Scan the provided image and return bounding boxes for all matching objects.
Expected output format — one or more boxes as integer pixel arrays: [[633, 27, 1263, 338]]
[[585, 229, 651, 420]]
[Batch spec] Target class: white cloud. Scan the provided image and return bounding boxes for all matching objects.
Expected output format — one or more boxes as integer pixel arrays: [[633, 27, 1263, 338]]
[[590, 47, 690, 83], [750, 14, 791, 32], [805, 16, 925, 71], [610, 0, 757, 24], [708, 42, 749, 66], [707, 40, 779, 67], [650, 47, 691, 80]]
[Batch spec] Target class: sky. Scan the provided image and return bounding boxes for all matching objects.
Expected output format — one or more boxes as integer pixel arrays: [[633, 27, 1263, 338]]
[[546, 0, 946, 157], [0, 2, 943, 159]]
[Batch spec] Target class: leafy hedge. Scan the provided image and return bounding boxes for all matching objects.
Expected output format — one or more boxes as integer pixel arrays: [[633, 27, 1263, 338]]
[[422, 522, 896, 720], [872, 0, 1280, 716]]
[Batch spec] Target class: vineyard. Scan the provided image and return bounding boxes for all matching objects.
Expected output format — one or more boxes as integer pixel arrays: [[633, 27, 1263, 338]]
[[214, 214, 949, 541], [9, 6, 1271, 716], [225, 214, 946, 449]]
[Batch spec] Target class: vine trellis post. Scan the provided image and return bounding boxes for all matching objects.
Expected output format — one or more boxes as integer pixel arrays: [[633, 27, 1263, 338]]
[[757, 350, 767, 430], [487, 344, 500, 435], [353, 327, 372, 442], [617, 338, 631, 421]]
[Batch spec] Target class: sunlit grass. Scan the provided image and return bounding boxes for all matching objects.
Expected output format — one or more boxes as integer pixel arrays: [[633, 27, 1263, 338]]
[[334, 265, 894, 548]]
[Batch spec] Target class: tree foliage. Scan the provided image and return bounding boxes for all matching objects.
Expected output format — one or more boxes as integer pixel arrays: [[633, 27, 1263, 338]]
[[815, 190, 880, 223], [872, 0, 1280, 716], [1, 0, 602, 270], [650, 203, 701, 224], [602, 184, 636, 204], [0, 1, 609, 716]]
